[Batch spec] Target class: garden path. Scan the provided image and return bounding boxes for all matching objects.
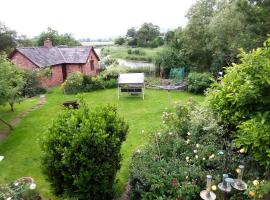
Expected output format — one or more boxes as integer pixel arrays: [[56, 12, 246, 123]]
[[0, 95, 46, 140]]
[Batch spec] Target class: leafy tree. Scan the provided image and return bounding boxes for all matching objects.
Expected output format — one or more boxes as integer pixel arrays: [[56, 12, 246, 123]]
[[36, 27, 81, 46], [114, 36, 126, 45], [136, 23, 161, 47], [0, 22, 17, 54], [126, 27, 136, 38], [42, 101, 128, 199], [0, 55, 25, 112]]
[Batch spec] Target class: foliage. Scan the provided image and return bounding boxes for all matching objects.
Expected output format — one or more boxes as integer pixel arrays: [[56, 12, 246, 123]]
[[61, 72, 84, 94], [0, 22, 17, 53], [207, 39, 270, 125], [100, 65, 128, 80], [155, 47, 188, 77], [0, 55, 25, 111], [114, 37, 126, 45], [130, 102, 256, 200], [126, 27, 137, 38], [21, 70, 46, 97], [236, 113, 270, 170], [187, 72, 213, 94], [127, 48, 146, 56], [0, 180, 39, 200], [41, 101, 129, 199], [136, 23, 163, 48], [36, 27, 81, 46], [245, 180, 270, 200], [82, 75, 105, 91], [164, 0, 270, 72], [100, 57, 119, 69]]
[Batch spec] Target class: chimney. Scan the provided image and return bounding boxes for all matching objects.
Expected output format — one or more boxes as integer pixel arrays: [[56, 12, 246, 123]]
[[44, 38, 53, 48]]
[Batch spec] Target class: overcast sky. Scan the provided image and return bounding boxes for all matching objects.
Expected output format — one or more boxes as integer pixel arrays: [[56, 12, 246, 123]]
[[0, 0, 197, 39]]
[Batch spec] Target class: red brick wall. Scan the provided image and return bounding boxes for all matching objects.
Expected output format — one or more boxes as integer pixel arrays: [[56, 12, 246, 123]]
[[84, 49, 99, 76], [40, 65, 64, 88], [11, 52, 38, 70]]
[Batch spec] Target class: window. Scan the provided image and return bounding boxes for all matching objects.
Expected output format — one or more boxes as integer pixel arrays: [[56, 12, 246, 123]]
[[90, 60, 94, 71]]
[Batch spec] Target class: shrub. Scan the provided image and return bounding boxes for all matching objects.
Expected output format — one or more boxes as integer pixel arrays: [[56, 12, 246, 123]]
[[114, 37, 126, 45], [102, 79, 117, 89], [82, 75, 104, 92], [130, 102, 261, 200], [42, 100, 129, 199], [62, 72, 83, 94], [21, 70, 46, 97], [187, 72, 213, 94], [100, 65, 128, 80]]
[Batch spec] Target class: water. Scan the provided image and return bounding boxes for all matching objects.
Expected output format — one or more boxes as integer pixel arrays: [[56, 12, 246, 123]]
[[117, 59, 155, 69]]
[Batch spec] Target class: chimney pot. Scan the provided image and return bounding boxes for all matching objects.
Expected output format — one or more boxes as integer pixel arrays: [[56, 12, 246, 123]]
[[44, 38, 53, 48]]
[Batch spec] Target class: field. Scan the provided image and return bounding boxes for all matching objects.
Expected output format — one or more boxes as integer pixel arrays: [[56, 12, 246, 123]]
[[0, 88, 204, 199], [101, 46, 164, 62]]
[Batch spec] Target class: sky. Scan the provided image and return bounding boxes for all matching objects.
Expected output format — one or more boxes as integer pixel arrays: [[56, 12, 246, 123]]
[[0, 0, 197, 40]]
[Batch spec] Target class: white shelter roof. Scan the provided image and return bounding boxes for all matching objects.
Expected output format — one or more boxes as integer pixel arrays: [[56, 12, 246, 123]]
[[118, 73, 144, 84]]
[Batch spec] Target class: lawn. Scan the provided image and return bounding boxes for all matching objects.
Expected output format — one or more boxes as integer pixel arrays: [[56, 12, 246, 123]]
[[0, 88, 204, 199], [102, 46, 164, 62]]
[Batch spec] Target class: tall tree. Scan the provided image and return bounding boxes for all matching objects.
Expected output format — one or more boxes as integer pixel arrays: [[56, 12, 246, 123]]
[[136, 23, 161, 47], [36, 27, 81, 46], [0, 22, 17, 54]]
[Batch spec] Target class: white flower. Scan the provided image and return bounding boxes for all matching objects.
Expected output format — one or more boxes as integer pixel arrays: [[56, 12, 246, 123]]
[[0, 156, 4, 162], [196, 144, 200, 148], [141, 129, 144, 133], [186, 176, 189, 180], [193, 150, 198, 154], [187, 132, 191, 136], [136, 149, 141, 153], [195, 155, 198, 159], [168, 132, 173, 135], [185, 156, 190, 161], [203, 157, 206, 160], [209, 154, 215, 159], [7, 197, 11, 200], [29, 183, 36, 190], [14, 182, 19, 186], [157, 132, 161, 136], [186, 139, 190, 144], [162, 121, 165, 124]]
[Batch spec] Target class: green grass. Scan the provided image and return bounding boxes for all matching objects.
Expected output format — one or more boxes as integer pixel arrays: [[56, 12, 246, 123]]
[[102, 46, 164, 62], [0, 88, 204, 199], [0, 97, 39, 129]]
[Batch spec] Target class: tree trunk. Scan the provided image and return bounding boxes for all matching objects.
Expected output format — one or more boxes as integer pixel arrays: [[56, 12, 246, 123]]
[[9, 102, 14, 112], [0, 118, 13, 130]]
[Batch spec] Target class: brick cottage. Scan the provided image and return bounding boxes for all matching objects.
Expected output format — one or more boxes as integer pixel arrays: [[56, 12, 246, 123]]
[[10, 39, 100, 87]]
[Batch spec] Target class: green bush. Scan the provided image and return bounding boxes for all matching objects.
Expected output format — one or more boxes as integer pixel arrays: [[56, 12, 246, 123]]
[[21, 70, 46, 97], [130, 102, 257, 200], [102, 79, 117, 89], [100, 65, 128, 80], [42, 100, 129, 199], [187, 72, 213, 94], [62, 72, 83, 94], [82, 75, 104, 91]]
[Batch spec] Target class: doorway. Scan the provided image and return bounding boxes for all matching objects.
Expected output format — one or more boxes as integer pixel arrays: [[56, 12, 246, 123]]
[[62, 64, 67, 81]]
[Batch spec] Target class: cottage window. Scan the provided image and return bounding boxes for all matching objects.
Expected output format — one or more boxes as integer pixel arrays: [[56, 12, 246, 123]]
[[79, 64, 83, 72], [90, 60, 94, 70]]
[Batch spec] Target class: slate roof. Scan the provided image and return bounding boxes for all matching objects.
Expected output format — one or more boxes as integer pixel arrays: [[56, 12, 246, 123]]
[[15, 46, 98, 68]]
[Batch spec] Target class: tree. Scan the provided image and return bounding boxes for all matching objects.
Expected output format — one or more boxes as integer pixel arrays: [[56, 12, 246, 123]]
[[114, 36, 126, 45], [0, 22, 17, 54], [42, 101, 128, 199], [136, 23, 161, 47], [126, 27, 136, 38], [36, 27, 81, 46], [0, 55, 25, 112]]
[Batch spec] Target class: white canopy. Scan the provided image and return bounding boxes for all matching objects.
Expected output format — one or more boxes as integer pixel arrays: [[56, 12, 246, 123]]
[[118, 73, 144, 84]]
